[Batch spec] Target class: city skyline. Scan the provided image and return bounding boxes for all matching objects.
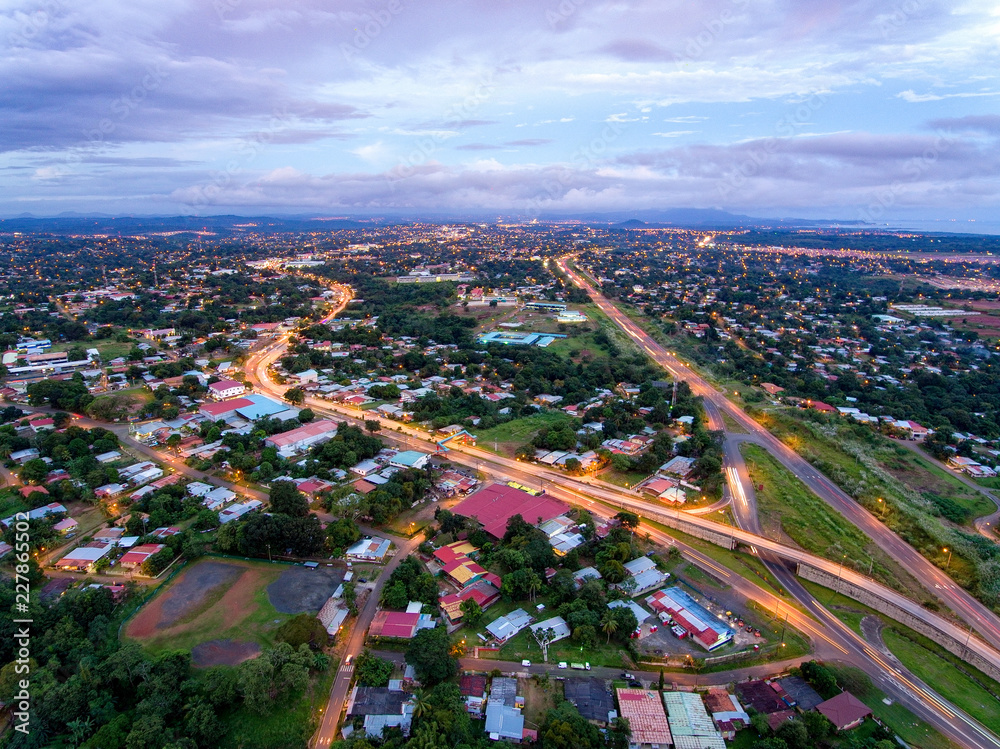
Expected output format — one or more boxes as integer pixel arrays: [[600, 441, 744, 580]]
[[3, 0, 999, 225]]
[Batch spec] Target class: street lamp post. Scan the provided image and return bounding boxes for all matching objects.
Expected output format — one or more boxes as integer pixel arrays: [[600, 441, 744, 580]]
[[943, 547, 952, 570]]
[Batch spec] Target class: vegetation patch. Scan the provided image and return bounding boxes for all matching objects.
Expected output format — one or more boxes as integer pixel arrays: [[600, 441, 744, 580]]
[[742, 443, 923, 599]]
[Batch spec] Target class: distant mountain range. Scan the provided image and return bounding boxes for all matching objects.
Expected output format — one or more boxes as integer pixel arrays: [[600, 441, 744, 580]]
[[0, 208, 902, 235]]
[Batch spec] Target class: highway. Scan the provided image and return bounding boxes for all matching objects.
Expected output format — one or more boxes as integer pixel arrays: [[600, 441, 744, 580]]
[[555, 256, 1000, 654], [241, 275, 1000, 748]]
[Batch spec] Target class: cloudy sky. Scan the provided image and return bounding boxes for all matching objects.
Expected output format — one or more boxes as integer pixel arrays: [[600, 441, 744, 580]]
[[2, 0, 999, 223]]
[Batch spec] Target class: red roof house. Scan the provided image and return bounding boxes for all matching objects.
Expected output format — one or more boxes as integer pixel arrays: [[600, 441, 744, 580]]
[[369, 611, 421, 639], [816, 692, 872, 731], [119, 543, 165, 568], [451, 483, 568, 538]]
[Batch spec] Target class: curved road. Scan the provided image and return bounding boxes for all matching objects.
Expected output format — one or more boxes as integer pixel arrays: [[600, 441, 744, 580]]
[[241, 278, 1000, 748], [556, 256, 1000, 653]]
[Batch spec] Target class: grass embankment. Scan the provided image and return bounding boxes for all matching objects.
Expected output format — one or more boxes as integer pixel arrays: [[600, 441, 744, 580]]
[[741, 443, 926, 601], [881, 627, 1000, 732], [747, 409, 998, 605]]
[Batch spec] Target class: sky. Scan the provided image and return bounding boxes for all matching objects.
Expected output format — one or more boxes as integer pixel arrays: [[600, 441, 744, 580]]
[[2, 0, 1000, 224]]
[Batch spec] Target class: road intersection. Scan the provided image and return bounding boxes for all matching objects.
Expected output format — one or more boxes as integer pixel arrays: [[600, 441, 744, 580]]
[[238, 274, 1000, 748]]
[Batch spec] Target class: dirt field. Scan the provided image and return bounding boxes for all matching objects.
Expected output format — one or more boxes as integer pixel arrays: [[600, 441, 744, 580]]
[[125, 558, 298, 656], [154, 560, 243, 629], [267, 565, 344, 614], [192, 639, 262, 667]]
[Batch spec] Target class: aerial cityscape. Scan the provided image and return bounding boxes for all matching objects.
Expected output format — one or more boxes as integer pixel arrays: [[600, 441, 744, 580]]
[[3, 2, 1000, 749]]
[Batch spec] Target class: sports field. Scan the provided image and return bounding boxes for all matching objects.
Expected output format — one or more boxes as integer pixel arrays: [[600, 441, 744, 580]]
[[124, 557, 343, 665]]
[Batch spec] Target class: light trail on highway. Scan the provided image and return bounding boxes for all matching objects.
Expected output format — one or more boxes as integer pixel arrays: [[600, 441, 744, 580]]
[[246, 273, 999, 749], [556, 255, 1000, 653]]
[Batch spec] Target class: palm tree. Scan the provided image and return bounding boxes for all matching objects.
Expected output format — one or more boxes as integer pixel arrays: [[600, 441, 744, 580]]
[[412, 690, 432, 720], [527, 571, 542, 602], [601, 611, 619, 644]]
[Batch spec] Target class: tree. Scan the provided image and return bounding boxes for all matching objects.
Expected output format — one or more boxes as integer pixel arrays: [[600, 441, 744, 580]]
[[460, 598, 484, 628], [20, 458, 48, 485], [326, 517, 361, 550], [615, 511, 639, 530], [285, 387, 306, 405], [298, 408, 315, 423], [269, 481, 309, 517], [275, 613, 328, 649], [774, 719, 809, 749], [364, 419, 381, 433], [354, 650, 394, 687], [533, 626, 557, 662], [405, 627, 457, 686], [600, 611, 619, 643]]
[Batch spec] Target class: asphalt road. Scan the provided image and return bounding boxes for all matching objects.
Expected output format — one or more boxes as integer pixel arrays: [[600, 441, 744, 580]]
[[310, 530, 424, 749], [238, 274, 1000, 747], [556, 256, 1000, 654]]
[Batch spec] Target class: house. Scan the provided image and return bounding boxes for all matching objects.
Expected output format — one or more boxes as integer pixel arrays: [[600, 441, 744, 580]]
[[451, 483, 568, 539], [346, 536, 391, 562], [204, 486, 237, 505], [608, 599, 651, 628], [53, 518, 79, 534], [662, 691, 726, 749], [186, 481, 214, 497], [702, 689, 749, 739], [439, 577, 503, 622], [485, 703, 526, 743], [815, 692, 872, 731], [564, 678, 615, 725], [442, 558, 488, 587], [19, 485, 48, 500], [95, 483, 128, 499], [734, 680, 788, 715], [3, 502, 68, 529], [389, 450, 430, 470], [218, 500, 263, 523], [10, 448, 40, 464], [573, 567, 603, 587], [777, 676, 824, 711], [485, 608, 533, 643], [95, 450, 122, 463], [432, 540, 477, 566], [460, 674, 488, 715], [615, 689, 673, 749], [529, 616, 571, 644], [54, 542, 113, 571], [346, 686, 410, 728], [119, 543, 166, 569], [350, 459, 382, 477], [369, 611, 430, 640], [622, 556, 668, 596], [208, 379, 246, 400]]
